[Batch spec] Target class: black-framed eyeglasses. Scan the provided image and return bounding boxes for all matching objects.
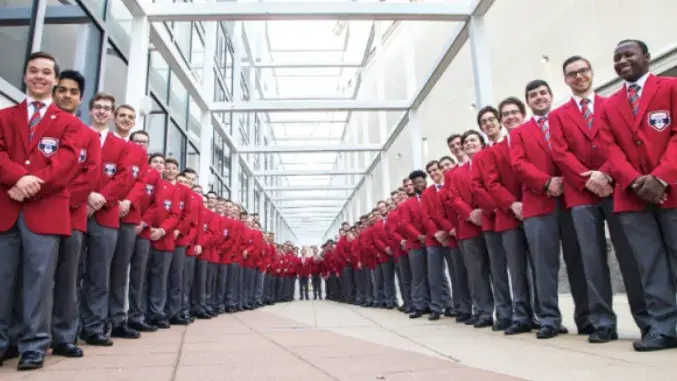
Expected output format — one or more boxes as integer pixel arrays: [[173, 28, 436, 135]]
[[565, 66, 591, 79]]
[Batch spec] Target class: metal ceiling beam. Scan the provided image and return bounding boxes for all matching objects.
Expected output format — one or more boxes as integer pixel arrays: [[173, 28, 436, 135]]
[[144, 1, 473, 22], [264, 186, 352, 191], [272, 196, 348, 201], [253, 169, 365, 177], [241, 145, 380, 154], [244, 61, 363, 69], [211, 100, 410, 113], [273, 137, 343, 142]]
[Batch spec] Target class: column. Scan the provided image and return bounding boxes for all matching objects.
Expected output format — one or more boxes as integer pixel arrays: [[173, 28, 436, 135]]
[[408, 110, 423, 169], [230, 154, 241, 202], [123, 16, 150, 129], [198, 21, 217, 189], [248, 176, 255, 213], [468, 16, 494, 109]]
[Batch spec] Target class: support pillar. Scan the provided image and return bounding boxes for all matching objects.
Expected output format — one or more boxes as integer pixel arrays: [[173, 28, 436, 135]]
[[230, 154, 241, 203], [468, 16, 494, 109], [123, 16, 150, 130]]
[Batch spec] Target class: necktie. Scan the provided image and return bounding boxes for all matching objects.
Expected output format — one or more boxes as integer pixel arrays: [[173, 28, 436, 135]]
[[580, 99, 593, 129], [538, 117, 550, 149], [435, 184, 442, 191], [28, 101, 44, 141], [628, 84, 640, 116]]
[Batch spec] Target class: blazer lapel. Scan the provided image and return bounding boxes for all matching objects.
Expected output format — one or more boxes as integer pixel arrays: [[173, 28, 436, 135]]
[[526, 119, 550, 153], [612, 89, 636, 132], [589, 94, 606, 138], [14, 101, 30, 153], [634, 74, 659, 129], [563, 98, 592, 140], [27, 103, 58, 153]]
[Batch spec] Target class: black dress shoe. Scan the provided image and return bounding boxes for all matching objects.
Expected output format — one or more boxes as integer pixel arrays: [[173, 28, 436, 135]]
[[397, 306, 405, 312], [558, 325, 569, 334], [17, 351, 44, 371], [129, 321, 158, 332], [588, 327, 618, 344], [633, 331, 677, 352], [531, 319, 541, 330], [464, 316, 479, 325], [2, 345, 18, 361], [153, 319, 170, 329], [52, 343, 84, 358], [443, 308, 457, 318], [428, 312, 441, 321], [473, 318, 493, 328], [409, 310, 423, 319], [385, 304, 396, 310], [111, 324, 141, 339], [169, 317, 190, 326], [536, 325, 558, 339], [455, 313, 471, 323], [504, 322, 532, 335], [492, 318, 512, 331], [84, 333, 113, 346], [577, 324, 595, 335]]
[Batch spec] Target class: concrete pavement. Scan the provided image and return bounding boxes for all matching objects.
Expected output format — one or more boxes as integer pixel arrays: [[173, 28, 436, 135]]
[[0, 294, 674, 380]]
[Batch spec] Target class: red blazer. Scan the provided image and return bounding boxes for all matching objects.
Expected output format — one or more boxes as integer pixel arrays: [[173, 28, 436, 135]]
[[296, 257, 312, 277], [372, 219, 391, 264], [120, 142, 149, 225], [385, 208, 407, 259], [397, 196, 425, 250], [93, 133, 131, 229], [68, 125, 101, 233], [420, 184, 455, 246], [510, 118, 562, 218], [0, 101, 81, 236], [147, 179, 181, 252], [187, 200, 205, 257], [199, 209, 220, 263], [550, 95, 612, 208], [471, 148, 498, 232], [446, 164, 483, 240], [484, 140, 522, 232], [599, 74, 677, 212], [174, 184, 196, 247]]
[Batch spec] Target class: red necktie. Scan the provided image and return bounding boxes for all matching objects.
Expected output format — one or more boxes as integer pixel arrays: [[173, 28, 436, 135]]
[[580, 99, 593, 129], [628, 84, 640, 116], [538, 117, 551, 149], [28, 101, 44, 141]]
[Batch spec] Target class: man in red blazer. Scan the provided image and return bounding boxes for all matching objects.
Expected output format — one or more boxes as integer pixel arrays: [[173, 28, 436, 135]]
[[551, 55, 650, 344], [421, 161, 456, 321], [180, 183, 203, 321], [50, 70, 100, 359], [297, 248, 312, 300], [485, 97, 540, 335], [398, 171, 432, 318], [387, 191, 413, 313], [375, 201, 398, 309], [79, 92, 133, 347], [599, 39, 677, 352], [510, 80, 591, 339]]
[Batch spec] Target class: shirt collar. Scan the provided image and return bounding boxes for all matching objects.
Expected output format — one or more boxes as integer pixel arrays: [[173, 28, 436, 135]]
[[113, 130, 129, 141], [626, 72, 650, 90], [25, 96, 52, 109], [572, 93, 595, 107], [95, 128, 109, 143]]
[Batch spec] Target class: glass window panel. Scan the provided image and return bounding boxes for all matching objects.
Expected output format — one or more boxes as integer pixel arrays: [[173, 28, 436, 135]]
[[104, 42, 128, 108], [106, 0, 132, 54], [271, 67, 342, 77], [268, 112, 347, 123], [0, 1, 33, 90], [149, 51, 170, 104], [187, 142, 199, 172], [172, 21, 191, 65], [166, 121, 186, 167], [267, 21, 344, 51], [42, 1, 103, 125], [275, 77, 344, 98], [168, 72, 188, 126], [190, 22, 204, 75], [146, 112, 166, 154], [78, 0, 107, 19]]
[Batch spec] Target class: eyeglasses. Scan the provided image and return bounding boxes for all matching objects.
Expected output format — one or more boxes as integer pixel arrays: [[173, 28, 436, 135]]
[[480, 116, 498, 125], [92, 104, 113, 112], [565, 66, 591, 79]]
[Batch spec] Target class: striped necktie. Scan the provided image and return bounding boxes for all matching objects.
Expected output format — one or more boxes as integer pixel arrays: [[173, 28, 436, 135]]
[[28, 101, 44, 141], [628, 84, 640, 116], [538, 117, 550, 149], [580, 99, 593, 129]]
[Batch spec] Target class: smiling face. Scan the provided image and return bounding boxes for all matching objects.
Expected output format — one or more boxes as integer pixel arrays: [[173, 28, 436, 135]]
[[53, 78, 81, 114], [426, 162, 443, 184], [150, 156, 165, 172], [463, 133, 483, 158], [115, 106, 136, 135], [403, 179, 414, 196], [499, 102, 525, 131], [24, 57, 58, 100], [478, 110, 501, 140], [564, 59, 593, 96], [447, 136, 463, 160], [89, 98, 114, 127], [526, 85, 552, 116], [613, 41, 650, 82]]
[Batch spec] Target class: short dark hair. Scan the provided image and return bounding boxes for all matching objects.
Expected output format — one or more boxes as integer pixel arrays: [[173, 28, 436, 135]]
[[402, 177, 412, 185], [89, 92, 116, 110], [425, 160, 440, 173], [498, 97, 526, 119], [148, 152, 164, 164], [617, 39, 649, 54], [562, 55, 592, 74], [56, 69, 85, 96], [376, 200, 386, 206], [192, 185, 203, 191], [115, 104, 135, 116], [207, 191, 218, 197], [446, 134, 462, 146], [408, 170, 427, 181], [476, 105, 499, 129], [461, 129, 486, 148], [525, 80, 552, 100], [183, 167, 197, 175], [439, 155, 455, 164], [164, 157, 179, 167], [130, 130, 149, 142], [25, 51, 60, 77]]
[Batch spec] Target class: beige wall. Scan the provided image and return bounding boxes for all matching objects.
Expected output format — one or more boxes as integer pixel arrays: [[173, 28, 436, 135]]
[[347, 0, 677, 214], [0, 92, 16, 108]]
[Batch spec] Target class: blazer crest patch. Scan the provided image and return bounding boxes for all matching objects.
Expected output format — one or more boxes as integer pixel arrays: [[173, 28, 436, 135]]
[[648, 110, 670, 131], [38, 137, 59, 157], [104, 162, 117, 177]]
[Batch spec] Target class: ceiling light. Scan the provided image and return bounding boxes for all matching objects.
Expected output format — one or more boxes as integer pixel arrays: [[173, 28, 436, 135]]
[[469, 103, 476, 110], [541, 55, 550, 64]]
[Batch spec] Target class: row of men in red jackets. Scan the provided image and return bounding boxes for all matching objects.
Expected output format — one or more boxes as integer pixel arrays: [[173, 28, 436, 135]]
[[320, 39, 677, 353], [0, 52, 307, 372]]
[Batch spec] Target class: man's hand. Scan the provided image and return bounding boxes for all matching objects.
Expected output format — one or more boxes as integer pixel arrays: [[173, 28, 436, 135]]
[[194, 245, 203, 255], [400, 239, 406, 249], [135, 224, 144, 235], [509, 201, 523, 220], [581, 171, 613, 198], [150, 228, 165, 241], [547, 177, 563, 197], [173, 229, 180, 239], [243, 250, 248, 258], [417, 234, 426, 243], [119, 200, 131, 218], [358, 262, 363, 269], [449, 229, 456, 237], [385, 247, 393, 256], [434, 230, 448, 243], [469, 209, 483, 226], [633, 175, 668, 204], [15, 175, 44, 197], [87, 205, 96, 217], [8, 187, 25, 202], [88, 192, 106, 210]]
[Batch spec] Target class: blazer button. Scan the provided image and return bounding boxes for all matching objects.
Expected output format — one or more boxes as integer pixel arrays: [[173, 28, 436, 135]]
[[591, 144, 597, 150], [635, 140, 642, 146], [25, 160, 30, 165]]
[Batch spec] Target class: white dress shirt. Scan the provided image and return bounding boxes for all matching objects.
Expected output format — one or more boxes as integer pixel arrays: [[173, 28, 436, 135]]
[[25, 96, 52, 122]]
